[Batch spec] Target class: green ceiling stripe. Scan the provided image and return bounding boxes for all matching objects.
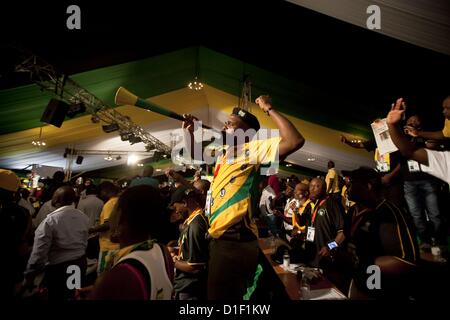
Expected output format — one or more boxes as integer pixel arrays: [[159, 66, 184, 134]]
[[1, 46, 371, 138]]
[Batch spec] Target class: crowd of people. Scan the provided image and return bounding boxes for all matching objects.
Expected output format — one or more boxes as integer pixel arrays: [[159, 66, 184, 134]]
[[1, 95, 449, 301]]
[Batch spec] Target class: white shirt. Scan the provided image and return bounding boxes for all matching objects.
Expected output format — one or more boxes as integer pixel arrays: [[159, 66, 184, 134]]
[[77, 194, 104, 228], [259, 185, 276, 216], [26, 205, 90, 274], [422, 149, 450, 184], [33, 200, 56, 228]]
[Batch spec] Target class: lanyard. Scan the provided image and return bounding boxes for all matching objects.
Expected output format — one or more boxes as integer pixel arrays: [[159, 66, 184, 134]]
[[311, 197, 328, 225]]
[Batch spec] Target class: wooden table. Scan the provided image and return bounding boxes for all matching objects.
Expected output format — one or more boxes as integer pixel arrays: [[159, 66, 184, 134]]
[[258, 238, 346, 300]]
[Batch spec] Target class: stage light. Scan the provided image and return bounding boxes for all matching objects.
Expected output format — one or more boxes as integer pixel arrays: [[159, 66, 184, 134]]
[[120, 132, 132, 141], [116, 155, 122, 160], [104, 155, 113, 161], [127, 154, 138, 165], [102, 123, 120, 133], [307, 158, 316, 162], [137, 163, 144, 167], [286, 163, 292, 167], [67, 102, 86, 118], [129, 135, 142, 145]]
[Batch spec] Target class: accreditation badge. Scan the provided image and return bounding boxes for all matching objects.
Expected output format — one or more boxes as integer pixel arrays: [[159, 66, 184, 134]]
[[306, 226, 315, 242]]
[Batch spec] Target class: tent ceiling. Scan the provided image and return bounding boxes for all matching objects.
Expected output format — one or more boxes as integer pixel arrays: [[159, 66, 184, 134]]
[[287, 0, 450, 56], [0, 84, 373, 175]]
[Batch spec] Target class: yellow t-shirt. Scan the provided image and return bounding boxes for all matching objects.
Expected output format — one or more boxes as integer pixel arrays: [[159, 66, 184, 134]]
[[99, 197, 120, 252], [208, 137, 281, 239], [325, 168, 340, 194], [442, 119, 450, 138]]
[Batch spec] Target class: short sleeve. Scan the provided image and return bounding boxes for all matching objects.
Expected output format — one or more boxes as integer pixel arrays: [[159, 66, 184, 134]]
[[423, 149, 450, 184], [185, 217, 208, 265], [248, 137, 282, 165], [442, 119, 450, 138]]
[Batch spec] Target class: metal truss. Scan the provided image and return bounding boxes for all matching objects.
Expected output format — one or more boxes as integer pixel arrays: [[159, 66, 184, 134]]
[[15, 53, 172, 155]]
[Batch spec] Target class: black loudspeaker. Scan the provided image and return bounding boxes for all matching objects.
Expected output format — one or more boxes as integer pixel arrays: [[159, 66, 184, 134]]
[[76, 156, 84, 164], [40, 99, 70, 127]]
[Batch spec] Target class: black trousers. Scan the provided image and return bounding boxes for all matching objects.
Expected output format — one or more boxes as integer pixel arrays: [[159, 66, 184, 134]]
[[207, 239, 258, 300], [44, 256, 86, 301]]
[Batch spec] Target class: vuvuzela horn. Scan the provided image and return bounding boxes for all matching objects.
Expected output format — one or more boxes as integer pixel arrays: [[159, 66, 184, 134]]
[[114, 86, 213, 130]]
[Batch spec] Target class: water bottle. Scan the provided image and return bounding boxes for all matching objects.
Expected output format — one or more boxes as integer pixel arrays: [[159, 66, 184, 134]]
[[299, 276, 310, 300], [283, 250, 290, 269]]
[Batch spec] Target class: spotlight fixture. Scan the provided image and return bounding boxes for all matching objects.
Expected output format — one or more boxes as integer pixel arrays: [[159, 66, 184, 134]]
[[120, 131, 132, 141], [285, 163, 292, 167], [102, 123, 120, 133], [116, 155, 122, 160], [307, 157, 316, 162], [75, 155, 84, 164], [129, 135, 142, 145], [67, 102, 86, 118], [145, 143, 155, 152], [91, 115, 101, 123], [137, 163, 144, 167], [104, 155, 113, 161]]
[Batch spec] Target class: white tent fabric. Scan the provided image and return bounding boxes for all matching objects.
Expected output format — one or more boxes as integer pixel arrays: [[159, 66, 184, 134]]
[[287, 0, 450, 56]]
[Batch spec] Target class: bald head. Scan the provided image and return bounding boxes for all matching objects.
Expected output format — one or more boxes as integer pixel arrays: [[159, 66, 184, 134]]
[[51, 186, 76, 208], [143, 166, 154, 177], [309, 178, 326, 201]]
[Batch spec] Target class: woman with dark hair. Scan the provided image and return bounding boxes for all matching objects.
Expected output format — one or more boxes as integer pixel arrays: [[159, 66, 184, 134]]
[[86, 185, 174, 300]]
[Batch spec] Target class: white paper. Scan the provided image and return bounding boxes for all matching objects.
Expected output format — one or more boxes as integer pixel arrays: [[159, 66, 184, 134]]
[[371, 118, 398, 156]]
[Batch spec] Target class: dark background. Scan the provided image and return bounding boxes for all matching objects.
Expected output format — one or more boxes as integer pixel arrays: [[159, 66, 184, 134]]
[[1, 0, 449, 130]]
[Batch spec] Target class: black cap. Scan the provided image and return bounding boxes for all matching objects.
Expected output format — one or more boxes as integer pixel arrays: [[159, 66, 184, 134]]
[[232, 107, 260, 131], [169, 186, 196, 207], [341, 167, 381, 184]]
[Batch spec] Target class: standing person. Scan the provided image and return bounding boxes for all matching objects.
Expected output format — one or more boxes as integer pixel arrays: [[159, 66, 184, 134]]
[[403, 96, 450, 141], [182, 95, 305, 299], [0, 169, 31, 300], [25, 186, 89, 300], [130, 166, 159, 189], [170, 187, 209, 300], [302, 178, 346, 267], [41, 171, 66, 204], [289, 182, 310, 238], [259, 176, 279, 237], [325, 161, 341, 202], [87, 186, 173, 300], [387, 98, 450, 185], [89, 181, 120, 275], [344, 167, 419, 299], [16, 188, 35, 217], [400, 115, 446, 249], [77, 184, 104, 229]]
